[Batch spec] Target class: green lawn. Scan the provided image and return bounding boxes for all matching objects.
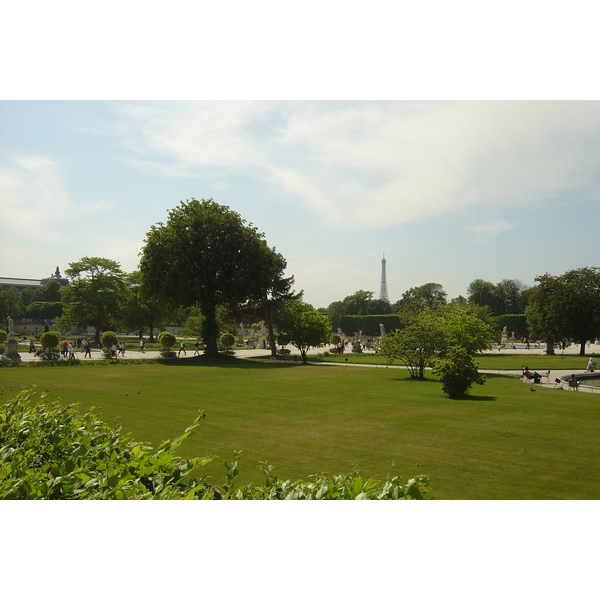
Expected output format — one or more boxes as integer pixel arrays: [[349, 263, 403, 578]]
[[310, 352, 593, 371], [2, 359, 599, 499]]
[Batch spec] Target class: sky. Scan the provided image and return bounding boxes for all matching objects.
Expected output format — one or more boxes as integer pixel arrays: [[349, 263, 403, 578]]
[[1, 100, 599, 308]]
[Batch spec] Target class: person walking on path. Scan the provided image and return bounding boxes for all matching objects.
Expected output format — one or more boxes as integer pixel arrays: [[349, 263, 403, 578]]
[[194, 341, 201, 355], [83, 339, 92, 358], [179, 341, 187, 356], [139, 339, 145, 353]]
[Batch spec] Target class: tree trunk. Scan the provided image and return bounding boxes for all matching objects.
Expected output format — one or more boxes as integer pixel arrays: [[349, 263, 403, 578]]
[[202, 304, 219, 356], [579, 340, 586, 356], [545, 339, 555, 356], [265, 302, 277, 357]]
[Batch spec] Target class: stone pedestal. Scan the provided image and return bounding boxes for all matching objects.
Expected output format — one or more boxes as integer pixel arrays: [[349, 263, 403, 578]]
[[5, 339, 21, 362]]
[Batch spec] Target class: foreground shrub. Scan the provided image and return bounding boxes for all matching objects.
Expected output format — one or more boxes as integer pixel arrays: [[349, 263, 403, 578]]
[[0, 387, 430, 500]]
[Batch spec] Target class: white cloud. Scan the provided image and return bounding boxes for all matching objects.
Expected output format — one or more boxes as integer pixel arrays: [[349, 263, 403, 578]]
[[468, 220, 515, 238], [0, 155, 69, 241], [113, 101, 600, 232]]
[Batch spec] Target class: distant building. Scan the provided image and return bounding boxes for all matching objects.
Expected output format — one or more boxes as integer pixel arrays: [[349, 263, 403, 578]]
[[0, 266, 69, 291]]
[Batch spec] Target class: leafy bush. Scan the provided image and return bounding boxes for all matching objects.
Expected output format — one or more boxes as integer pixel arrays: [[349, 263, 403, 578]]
[[40, 331, 60, 349], [157, 331, 177, 358], [158, 331, 176, 348], [220, 333, 235, 348], [432, 345, 486, 398], [100, 331, 119, 348], [0, 387, 430, 500], [0, 329, 7, 344]]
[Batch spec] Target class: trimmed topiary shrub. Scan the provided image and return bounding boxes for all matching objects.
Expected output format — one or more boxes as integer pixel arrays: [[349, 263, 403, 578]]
[[100, 331, 119, 359], [100, 331, 119, 348], [158, 331, 177, 358], [40, 331, 61, 359]]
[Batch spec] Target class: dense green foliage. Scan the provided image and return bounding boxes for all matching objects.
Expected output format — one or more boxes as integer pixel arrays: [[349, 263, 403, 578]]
[[467, 278, 530, 316], [277, 300, 332, 363], [433, 346, 486, 398], [158, 331, 176, 348], [139, 199, 280, 355], [220, 333, 235, 349], [340, 314, 401, 337], [497, 314, 528, 338], [58, 257, 130, 345], [381, 305, 496, 379], [100, 331, 119, 348], [526, 267, 600, 356], [0, 387, 429, 500], [40, 330, 60, 349]]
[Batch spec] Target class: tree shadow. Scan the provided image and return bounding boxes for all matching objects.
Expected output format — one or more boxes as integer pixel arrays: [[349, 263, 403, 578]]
[[451, 394, 496, 402], [154, 355, 299, 370]]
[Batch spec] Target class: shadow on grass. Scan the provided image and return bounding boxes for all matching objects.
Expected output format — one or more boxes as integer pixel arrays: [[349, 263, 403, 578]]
[[155, 355, 299, 369], [451, 394, 496, 402]]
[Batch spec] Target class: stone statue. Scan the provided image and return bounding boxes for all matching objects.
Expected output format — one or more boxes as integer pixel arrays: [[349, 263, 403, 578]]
[[379, 323, 386, 337], [7, 316, 14, 339]]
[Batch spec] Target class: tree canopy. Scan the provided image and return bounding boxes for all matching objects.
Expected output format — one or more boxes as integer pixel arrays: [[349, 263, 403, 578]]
[[277, 300, 332, 363], [381, 304, 496, 379], [58, 257, 130, 345], [526, 267, 600, 355], [139, 198, 280, 355]]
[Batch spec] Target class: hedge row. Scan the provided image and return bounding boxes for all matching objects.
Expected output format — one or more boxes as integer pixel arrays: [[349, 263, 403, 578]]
[[339, 315, 402, 337]]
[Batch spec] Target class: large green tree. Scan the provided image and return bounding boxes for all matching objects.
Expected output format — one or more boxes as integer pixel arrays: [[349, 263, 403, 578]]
[[276, 300, 332, 364], [381, 305, 496, 379], [526, 267, 600, 356], [58, 257, 130, 345], [139, 198, 280, 355]]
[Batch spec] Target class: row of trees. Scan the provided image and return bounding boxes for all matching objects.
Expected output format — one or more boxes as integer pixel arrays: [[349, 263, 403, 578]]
[[1, 199, 333, 361], [3, 197, 598, 361]]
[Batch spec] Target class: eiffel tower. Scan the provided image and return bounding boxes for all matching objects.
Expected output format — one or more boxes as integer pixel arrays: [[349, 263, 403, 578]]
[[379, 253, 389, 303]]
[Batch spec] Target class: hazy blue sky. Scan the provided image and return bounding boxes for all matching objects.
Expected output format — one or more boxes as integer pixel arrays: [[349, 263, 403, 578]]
[[1, 100, 598, 307]]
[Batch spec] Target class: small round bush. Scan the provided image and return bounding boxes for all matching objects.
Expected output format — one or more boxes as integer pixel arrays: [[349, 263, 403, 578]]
[[158, 331, 176, 348], [0, 329, 7, 344], [101, 331, 119, 349], [40, 331, 60, 349], [220, 333, 235, 348]]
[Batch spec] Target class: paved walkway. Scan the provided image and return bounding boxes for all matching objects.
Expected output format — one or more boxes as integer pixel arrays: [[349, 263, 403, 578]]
[[7, 342, 600, 394]]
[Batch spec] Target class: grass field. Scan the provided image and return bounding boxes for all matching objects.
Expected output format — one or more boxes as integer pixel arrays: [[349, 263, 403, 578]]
[[309, 352, 594, 371], [2, 358, 599, 499]]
